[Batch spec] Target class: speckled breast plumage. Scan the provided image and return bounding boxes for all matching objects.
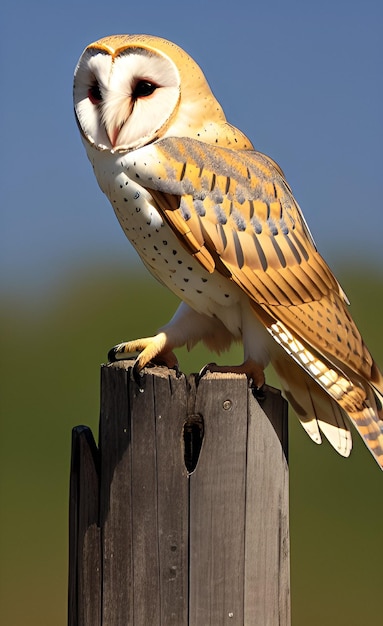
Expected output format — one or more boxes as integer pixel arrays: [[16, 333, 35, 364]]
[[91, 147, 243, 338]]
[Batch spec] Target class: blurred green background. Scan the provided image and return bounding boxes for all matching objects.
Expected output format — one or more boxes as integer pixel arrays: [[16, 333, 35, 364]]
[[1, 264, 382, 625]]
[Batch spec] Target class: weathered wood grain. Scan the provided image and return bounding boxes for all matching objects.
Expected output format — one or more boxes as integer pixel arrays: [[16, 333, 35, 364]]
[[244, 386, 290, 625], [68, 426, 101, 626], [99, 362, 189, 625], [152, 372, 189, 625], [99, 363, 134, 625], [189, 373, 249, 625], [68, 361, 290, 625]]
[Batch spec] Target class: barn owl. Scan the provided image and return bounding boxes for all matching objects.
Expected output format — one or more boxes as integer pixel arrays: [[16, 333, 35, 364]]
[[73, 34, 383, 468]]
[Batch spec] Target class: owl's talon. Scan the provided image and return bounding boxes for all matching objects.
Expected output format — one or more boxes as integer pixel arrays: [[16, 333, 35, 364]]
[[132, 361, 144, 386], [196, 359, 265, 388], [197, 362, 217, 383], [252, 384, 266, 401], [107, 345, 119, 362], [173, 363, 182, 379], [107, 342, 130, 362]]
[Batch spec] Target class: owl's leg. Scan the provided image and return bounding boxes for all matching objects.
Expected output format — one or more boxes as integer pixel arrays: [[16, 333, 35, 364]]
[[108, 301, 236, 380], [199, 358, 265, 390], [108, 302, 208, 376]]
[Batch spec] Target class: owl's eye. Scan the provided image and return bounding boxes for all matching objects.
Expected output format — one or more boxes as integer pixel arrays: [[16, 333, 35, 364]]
[[88, 83, 103, 105], [132, 80, 157, 99]]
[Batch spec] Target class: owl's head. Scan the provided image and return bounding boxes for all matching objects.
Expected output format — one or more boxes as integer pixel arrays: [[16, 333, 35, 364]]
[[73, 34, 252, 153]]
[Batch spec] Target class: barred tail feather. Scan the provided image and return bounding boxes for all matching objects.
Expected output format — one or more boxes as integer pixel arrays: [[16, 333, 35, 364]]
[[347, 383, 383, 468], [273, 356, 352, 457], [269, 321, 383, 469]]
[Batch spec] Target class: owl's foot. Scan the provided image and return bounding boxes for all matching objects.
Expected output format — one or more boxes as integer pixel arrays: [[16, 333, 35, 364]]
[[198, 358, 265, 391], [108, 332, 179, 377]]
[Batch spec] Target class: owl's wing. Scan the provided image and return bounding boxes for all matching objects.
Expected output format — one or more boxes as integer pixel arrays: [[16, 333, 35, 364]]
[[135, 136, 383, 465], [138, 137, 340, 297], [136, 137, 352, 357]]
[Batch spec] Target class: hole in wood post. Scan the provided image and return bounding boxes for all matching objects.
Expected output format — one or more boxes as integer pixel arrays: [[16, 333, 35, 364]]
[[183, 413, 204, 474]]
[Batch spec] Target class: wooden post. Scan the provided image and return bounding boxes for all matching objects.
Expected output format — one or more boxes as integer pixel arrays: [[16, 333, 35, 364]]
[[68, 360, 290, 625]]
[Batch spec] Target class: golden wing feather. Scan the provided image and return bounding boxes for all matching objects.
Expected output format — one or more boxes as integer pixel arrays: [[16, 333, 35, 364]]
[[144, 137, 339, 301], [138, 137, 360, 355], [135, 136, 383, 466], [140, 138, 338, 289]]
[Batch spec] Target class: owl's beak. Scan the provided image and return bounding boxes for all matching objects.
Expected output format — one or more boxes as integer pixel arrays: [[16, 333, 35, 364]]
[[107, 125, 121, 148], [104, 104, 130, 149]]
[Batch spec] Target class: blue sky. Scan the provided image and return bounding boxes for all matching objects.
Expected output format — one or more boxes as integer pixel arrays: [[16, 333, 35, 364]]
[[2, 0, 382, 299]]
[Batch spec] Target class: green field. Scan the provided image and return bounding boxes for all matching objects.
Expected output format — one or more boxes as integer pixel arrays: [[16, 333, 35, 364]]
[[1, 264, 382, 625]]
